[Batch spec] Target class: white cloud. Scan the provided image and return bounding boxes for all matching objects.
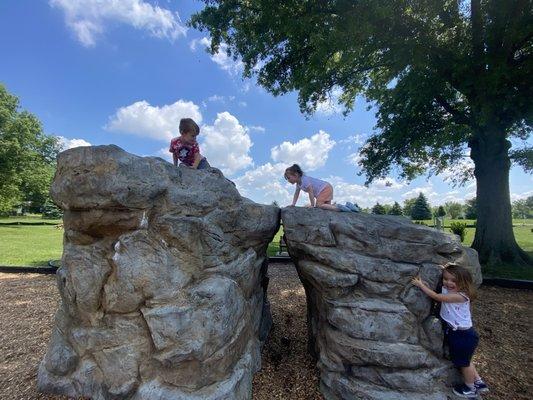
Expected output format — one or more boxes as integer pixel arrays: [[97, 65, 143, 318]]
[[465, 181, 476, 190], [156, 147, 173, 162], [270, 131, 336, 171], [339, 134, 366, 151], [105, 99, 202, 141], [50, 0, 186, 47], [346, 152, 363, 167], [401, 184, 438, 201], [238, 101, 247, 107], [247, 125, 265, 133], [207, 94, 225, 102], [233, 163, 292, 205], [325, 176, 396, 208], [189, 36, 243, 75], [464, 191, 476, 200], [206, 94, 239, 105], [372, 177, 406, 190], [189, 36, 211, 51], [511, 190, 533, 201], [201, 112, 253, 175], [241, 81, 252, 93], [57, 136, 92, 150], [400, 183, 470, 205]]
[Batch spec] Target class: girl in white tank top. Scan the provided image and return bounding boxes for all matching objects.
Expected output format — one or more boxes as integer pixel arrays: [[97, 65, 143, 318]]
[[412, 264, 489, 398]]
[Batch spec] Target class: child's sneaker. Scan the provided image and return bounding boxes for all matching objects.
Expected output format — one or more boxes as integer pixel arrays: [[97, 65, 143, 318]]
[[474, 380, 489, 394], [452, 383, 477, 398], [345, 202, 360, 212], [337, 204, 352, 212]]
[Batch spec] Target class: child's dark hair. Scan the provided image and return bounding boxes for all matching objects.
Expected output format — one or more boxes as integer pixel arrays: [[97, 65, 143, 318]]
[[284, 164, 303, 179], [443, 263, 476, 300], [179, 118, 200, 135]]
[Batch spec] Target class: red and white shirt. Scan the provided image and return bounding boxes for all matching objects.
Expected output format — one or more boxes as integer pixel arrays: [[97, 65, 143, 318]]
[[169, 137, 199, 167]]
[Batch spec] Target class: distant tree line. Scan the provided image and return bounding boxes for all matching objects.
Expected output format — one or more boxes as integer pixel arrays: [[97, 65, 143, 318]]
[[0, 84, 61, 217], [368, 193, 533, 221]]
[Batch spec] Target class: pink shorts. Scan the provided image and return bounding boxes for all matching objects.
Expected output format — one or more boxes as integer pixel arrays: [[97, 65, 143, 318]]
[[316, 184, 333, 205]]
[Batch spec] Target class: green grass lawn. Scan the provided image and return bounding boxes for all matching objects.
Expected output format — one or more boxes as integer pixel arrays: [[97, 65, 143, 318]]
[[462, 225, 533, 280], [0, 213, 62, 225], [0, 215, 531, 279], [267, 226, 284, 256], [0, 225, 63, 266]]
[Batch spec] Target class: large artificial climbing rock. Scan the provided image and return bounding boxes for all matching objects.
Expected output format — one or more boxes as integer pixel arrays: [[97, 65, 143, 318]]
[[38, 145, 279, 400], [282, 207, 482, 400]]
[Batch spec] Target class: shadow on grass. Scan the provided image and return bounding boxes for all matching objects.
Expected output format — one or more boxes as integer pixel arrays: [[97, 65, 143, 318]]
[[481, 251, 533, 280], [28, 259, 55, 267]]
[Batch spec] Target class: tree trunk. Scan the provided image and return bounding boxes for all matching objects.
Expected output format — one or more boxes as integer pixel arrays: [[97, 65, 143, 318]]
[[469, 134, 532, 267]]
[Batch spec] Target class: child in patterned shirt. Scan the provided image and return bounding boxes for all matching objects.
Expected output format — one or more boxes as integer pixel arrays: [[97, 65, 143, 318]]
[[169, 118, 210, 169]]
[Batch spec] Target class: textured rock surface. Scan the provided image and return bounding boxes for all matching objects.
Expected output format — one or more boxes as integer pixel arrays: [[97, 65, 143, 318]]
[[282, 207, 482, 400], [38, 145, 279, 400]]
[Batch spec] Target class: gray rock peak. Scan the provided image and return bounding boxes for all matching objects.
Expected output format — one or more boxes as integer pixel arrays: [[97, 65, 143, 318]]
[[281, 206, 481, 400], [38, 145, 279, 400]]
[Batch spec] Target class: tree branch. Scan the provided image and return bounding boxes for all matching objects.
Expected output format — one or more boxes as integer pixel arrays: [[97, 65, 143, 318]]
[[434, 95, 470, 126], [470, 0, 485, 101]]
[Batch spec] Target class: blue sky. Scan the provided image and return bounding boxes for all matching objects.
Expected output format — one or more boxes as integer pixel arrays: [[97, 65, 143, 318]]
[[1, 0, 531, 207]]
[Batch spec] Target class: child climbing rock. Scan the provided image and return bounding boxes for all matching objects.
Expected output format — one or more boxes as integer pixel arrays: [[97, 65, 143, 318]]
[[169, 118, 210, 169], [284, 164, 359, 212], [412, 264, 489, 398]]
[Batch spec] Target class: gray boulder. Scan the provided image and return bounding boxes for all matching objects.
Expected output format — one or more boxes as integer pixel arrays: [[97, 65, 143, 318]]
[[38, 145, 279, 400], [282, 207, 481, 400]]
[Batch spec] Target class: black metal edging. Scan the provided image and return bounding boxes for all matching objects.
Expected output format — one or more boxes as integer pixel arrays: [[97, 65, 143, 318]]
[[0, 265, 57, 274], [268, 256, 292, 263], [1, 259, 292, 273], [481, 278, 533, 290], [0, 221, 59, 226]]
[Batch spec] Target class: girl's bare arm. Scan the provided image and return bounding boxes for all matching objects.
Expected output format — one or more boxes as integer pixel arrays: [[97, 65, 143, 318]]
[[411, 276, 466, 303], [308, 188, 315, 207], [292, 187, 300, 206]]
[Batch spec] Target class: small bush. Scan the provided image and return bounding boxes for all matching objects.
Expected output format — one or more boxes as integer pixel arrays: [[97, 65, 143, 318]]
[[42, 200, 63, 219], [450, 221, 467, 242], [414, 221, 428, 226]]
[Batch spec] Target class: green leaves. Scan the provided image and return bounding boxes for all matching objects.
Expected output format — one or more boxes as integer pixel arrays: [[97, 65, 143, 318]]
[[0, 84, 60, 213], [510, 145, 533, 173], [411, 192, 433, 220], [192, 0, 532, 182]]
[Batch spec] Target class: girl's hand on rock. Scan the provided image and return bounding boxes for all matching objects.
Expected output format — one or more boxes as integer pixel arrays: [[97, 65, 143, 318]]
[[411, 276, 424, 287]]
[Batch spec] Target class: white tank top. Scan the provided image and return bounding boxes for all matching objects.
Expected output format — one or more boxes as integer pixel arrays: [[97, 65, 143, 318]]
[[439, 287, 473, 329]]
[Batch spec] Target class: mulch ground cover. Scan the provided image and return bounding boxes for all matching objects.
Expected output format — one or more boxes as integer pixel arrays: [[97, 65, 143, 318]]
[[0, 263, 531, 399]]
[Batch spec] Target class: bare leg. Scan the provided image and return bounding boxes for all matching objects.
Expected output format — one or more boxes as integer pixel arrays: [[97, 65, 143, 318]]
[[472, 365, 481, 381], [318, 203, 340, 211], [460, 365, 477, 385]]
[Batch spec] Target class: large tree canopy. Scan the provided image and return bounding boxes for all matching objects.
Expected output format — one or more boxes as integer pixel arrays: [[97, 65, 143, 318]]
[[192, 0, 532, 266], [0, 84, 60, 213]]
